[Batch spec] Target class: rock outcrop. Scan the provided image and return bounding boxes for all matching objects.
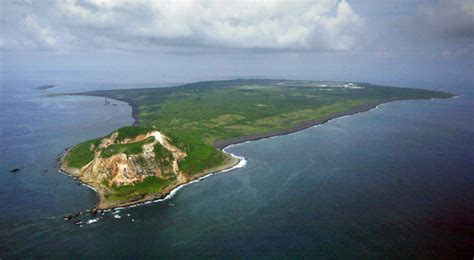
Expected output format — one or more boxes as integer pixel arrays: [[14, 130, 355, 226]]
[[60, 128, 192, 208], [79, 130, 187, 187], [60, 126, 239, 209]]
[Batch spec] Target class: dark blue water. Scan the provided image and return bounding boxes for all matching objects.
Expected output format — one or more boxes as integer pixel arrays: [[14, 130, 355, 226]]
[[1, 74, 473, 258]]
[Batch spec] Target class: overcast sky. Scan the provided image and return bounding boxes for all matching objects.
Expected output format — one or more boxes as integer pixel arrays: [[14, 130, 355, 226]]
[[1, 0, 473, 87]]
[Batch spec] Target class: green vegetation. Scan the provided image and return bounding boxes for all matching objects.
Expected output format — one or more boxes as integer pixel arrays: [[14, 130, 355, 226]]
[[65, 79, 452, 205], [105, 176, 176, 201], [100, 136, 155, 158], [153, 142, 174, 171], [81, 79, 451, 176], [64, 138, 101, 169], [167, 130, 226, 174], [116, 125, 156, 142], [64, 125, 160, 168]]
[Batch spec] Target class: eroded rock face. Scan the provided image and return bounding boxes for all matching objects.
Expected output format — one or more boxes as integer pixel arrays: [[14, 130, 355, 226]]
[[77, 130, 187, 187]]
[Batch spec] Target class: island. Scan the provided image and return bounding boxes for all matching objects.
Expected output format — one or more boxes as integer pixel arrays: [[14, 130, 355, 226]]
[[59, 79, 453, 210], [36, 85, 55, 90]]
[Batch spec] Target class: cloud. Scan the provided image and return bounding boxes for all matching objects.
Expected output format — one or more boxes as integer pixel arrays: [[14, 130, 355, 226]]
[[24, 15, 58, 48], [0, 0, 365, 53], [416, 0, 474, 40]]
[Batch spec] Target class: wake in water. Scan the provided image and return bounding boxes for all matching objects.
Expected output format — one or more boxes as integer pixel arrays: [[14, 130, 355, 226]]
[[96, 149, 249, 211], [142, 150, 247, 205]]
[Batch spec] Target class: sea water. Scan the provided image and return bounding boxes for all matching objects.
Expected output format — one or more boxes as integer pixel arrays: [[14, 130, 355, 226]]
[[1, 73, 472, 258]]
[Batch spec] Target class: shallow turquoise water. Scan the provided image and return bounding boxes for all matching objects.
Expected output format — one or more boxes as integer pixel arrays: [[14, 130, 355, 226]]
[[1, 75, 472, 258]]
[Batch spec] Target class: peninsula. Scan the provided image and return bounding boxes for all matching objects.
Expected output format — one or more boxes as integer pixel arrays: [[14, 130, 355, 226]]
[[59, 79, 453, 209]]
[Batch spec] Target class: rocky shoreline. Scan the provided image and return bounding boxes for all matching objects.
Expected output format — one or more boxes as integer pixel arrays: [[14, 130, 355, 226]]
[[213, 99, 392, 149], [59, 144, 240, 212], [59, 91, 431, 216], [77, 90, 393, 150]]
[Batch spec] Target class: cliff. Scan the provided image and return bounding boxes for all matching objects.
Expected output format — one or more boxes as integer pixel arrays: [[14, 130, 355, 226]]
[[60, 80, 453, 211], [60, 126, 233, 209]]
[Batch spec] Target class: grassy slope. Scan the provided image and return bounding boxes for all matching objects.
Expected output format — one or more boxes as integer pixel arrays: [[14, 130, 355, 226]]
[[65, 79, 452, 202], [104, 176, 175, 202], [64, 125, 177, 202], [64, 138, 101, 169], [100, 136, 155, 158], [63, 125, 158, 169]]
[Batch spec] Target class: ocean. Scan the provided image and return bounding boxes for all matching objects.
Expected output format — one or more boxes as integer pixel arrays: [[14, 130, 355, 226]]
[[1, 72, 472, 258]]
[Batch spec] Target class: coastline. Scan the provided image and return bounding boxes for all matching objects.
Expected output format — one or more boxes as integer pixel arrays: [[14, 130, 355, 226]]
[[213, 99, 391, 149], [58, 93, 449, 211], [59, 141, 241, 211], [96, 154, 241, 210], [75, 91, 392, 149], [214, 95, 456, 149]]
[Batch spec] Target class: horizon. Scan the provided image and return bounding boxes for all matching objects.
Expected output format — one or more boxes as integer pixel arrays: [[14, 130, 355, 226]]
[[1, 1, 473, 258], [1, 0, 473, 90]]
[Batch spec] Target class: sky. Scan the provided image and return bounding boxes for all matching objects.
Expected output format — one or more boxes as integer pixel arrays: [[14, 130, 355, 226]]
[[1, 0, 473, 88]]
